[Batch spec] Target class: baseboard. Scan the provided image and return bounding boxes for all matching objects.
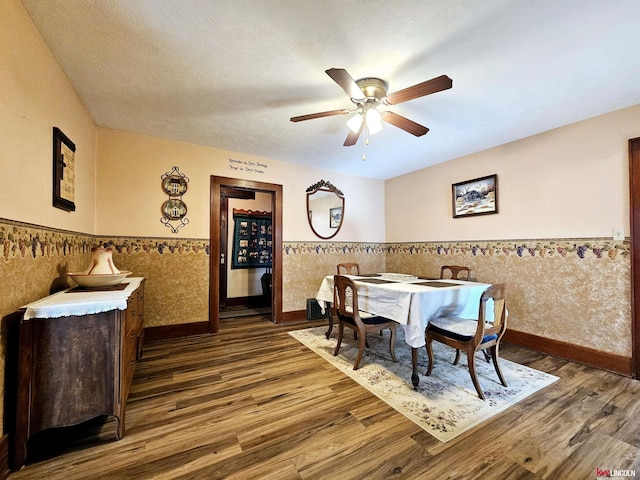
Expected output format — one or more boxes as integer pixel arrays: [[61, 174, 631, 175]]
[[223, 295, 270, 309], [144, 321, 210, 342], [503, 329, 633, 377], [281, 309, 308, 323], [0, 435, 9, 479]]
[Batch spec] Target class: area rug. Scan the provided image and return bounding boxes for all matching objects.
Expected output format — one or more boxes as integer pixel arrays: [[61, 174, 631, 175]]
[[289, 326, 558, 442]]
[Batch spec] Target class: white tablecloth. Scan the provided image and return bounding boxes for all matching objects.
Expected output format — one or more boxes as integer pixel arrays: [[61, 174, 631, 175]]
[[316, 274, 491, 348], [22, 277, 144, 320]]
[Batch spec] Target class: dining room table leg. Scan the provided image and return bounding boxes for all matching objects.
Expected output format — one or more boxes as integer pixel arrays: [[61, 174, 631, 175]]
[[411, 347, 420, 389], [325, 306, 334, 339]]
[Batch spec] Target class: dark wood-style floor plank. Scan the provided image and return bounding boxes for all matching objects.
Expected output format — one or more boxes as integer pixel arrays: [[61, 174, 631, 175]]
[[9, 315, 640, 479]]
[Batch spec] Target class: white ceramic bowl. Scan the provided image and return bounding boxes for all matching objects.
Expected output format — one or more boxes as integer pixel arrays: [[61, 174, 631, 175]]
[[67, 271, 132, 288]]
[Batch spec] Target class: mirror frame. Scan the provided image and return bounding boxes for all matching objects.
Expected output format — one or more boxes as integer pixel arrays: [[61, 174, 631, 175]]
[[306, 180, 344, 239]]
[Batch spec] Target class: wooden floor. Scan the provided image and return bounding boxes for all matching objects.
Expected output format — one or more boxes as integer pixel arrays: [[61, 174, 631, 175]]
[[9, 315, 640, 479]]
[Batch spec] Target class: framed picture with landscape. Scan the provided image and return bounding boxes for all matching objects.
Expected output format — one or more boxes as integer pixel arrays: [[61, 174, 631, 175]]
[[452, 174, 498, 218]]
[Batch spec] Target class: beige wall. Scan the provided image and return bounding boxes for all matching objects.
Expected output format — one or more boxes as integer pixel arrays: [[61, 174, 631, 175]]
[[95, 128, 385, 242], [1, 0, 97, 234], [385, 105, 637, 242]]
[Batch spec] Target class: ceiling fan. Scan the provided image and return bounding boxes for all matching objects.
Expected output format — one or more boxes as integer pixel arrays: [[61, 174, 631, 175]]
[[290, 68, 453, 146]]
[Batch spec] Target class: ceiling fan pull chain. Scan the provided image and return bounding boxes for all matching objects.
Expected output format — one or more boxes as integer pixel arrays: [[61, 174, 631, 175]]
[[362, 130, 368, 161]]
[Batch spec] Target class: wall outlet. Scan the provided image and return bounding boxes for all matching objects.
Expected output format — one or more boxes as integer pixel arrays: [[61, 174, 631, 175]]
[[613, 227, 624, 240]]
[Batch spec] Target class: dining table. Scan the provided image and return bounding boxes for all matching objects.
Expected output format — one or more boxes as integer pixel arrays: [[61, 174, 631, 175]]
[[315, 273, 492, 389]]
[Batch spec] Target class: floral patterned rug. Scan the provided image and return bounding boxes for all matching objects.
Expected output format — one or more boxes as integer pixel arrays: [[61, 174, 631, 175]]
[[289, 326, 558, 443]]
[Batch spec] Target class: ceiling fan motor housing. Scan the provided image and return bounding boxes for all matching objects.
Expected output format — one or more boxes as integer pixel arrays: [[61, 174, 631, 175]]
[[354, 77, 388, 103]]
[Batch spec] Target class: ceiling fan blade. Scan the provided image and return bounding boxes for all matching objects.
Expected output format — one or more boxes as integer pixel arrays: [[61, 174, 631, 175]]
[[382, 112, 429, 136], [290, 109, 349, 122], [384, 75, 452, 105], [326, 68, 366, 102], [343, 122, 364, 146]]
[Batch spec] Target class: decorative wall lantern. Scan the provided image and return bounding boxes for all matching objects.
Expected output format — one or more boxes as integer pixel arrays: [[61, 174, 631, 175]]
[[160, 166, 189, 233]]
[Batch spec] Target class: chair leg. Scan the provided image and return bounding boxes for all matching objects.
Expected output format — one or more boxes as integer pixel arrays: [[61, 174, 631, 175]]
[[425, 337, 435, 376], [490, 345, 508, 387], [325, 309, 334, 339], [333, 324, 344, 357], [354, 331, 370, 348], [467, 346, 485, 400], [388, 327, 396, 362], [353, 328, 366, 370], [453, 349, 461, 365], [482, 349, 491, 362]]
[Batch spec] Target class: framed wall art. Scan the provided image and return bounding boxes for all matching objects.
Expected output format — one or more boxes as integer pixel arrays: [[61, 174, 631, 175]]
[[160, 166, 190, 233], [231, 209, 272, 269], [330, 206, 342, 228], [452, 174, 498, 218], [52, 127, 76, 211]]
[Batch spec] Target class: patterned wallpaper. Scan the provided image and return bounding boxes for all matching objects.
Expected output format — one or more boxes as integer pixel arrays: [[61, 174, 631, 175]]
[[284, 238, 631, 357], [283, 242, 386, 313], [384, 239, 631, 356], [0, 220, 210, 330], [0, 218, 631, 357]]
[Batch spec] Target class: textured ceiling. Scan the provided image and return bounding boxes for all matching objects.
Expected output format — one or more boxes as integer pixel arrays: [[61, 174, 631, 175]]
[[20, 0, 640, 180]]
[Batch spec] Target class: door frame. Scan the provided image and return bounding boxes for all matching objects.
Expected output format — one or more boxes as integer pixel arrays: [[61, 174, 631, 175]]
[[210, 176, 283, 333], [629, 137, 640, 378]]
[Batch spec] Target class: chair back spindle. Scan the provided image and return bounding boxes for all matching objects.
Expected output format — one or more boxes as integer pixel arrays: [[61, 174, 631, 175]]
[[337, 263, 360, 275], [440, 265, 471, 281]]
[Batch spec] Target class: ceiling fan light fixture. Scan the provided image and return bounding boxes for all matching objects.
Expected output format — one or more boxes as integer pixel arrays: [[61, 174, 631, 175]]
[[346, 113, 363, 133], [291, 68, 452, 147], [365, 108, 382, 134]]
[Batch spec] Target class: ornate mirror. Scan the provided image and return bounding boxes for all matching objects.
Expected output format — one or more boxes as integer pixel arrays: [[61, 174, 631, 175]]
[[306, 180, 344, 239]]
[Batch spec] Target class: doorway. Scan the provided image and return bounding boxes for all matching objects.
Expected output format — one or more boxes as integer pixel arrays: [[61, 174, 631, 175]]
[[219, 186, 272, 315], [209, 176, 283, 333]]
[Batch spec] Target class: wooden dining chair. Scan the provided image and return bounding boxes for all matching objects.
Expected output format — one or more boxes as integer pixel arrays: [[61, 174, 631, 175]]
[[440, 265, 471, 281], [332, 275, 397, 370], [425, 284, 508, 400], [441, 265, 489, 361], [337, 263, 360, 275]]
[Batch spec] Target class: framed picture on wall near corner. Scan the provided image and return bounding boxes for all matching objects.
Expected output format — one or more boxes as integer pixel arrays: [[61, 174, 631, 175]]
[[452, 174, 498, 218], [52, 127, 76, 212]]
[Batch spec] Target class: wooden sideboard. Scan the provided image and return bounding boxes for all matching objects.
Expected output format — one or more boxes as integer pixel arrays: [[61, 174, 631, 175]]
[[11, 278, 145, 470]]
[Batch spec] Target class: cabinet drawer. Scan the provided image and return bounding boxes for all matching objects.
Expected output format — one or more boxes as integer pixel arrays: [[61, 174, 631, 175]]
[[122, 332, 137, 400], [125, 291, 141, 336]]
